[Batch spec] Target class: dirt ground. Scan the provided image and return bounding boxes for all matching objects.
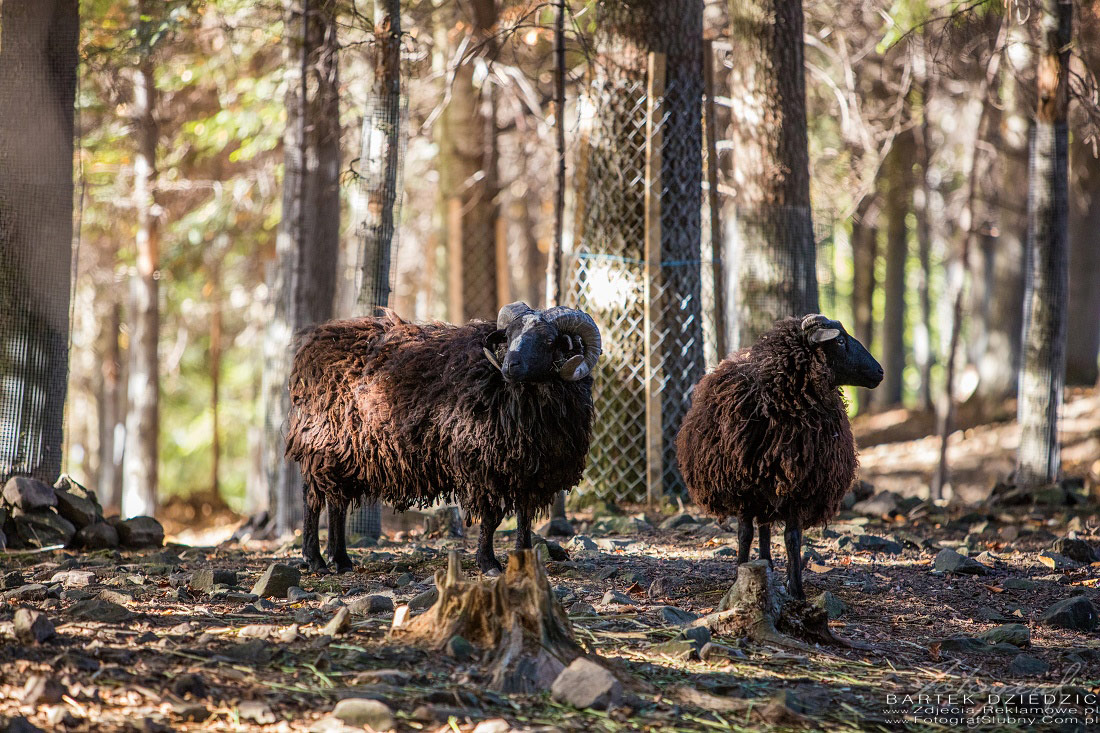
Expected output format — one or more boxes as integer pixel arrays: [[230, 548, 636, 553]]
[[3, 390, 1100, 732]]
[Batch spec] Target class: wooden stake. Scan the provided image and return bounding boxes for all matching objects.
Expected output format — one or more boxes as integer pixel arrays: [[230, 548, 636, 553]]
[[644, 52, 666, 508], [703, 40, 726, 360]]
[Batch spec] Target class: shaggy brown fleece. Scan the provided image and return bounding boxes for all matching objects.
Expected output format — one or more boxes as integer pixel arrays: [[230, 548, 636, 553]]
[[675, 317, 856, 529], [285, 311, 594, 523]]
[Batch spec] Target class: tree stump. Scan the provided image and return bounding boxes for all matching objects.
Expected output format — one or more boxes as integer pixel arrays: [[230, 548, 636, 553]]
[[691, 560, 840, 651], [394, 549, 589, 693]]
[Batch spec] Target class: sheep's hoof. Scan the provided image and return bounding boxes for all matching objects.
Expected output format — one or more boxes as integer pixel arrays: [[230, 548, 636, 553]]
[[304, 558, 331, 575], [333, 560, 355, 575]]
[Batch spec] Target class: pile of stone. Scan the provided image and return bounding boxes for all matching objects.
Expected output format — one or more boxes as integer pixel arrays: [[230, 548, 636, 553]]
[[1, 475, 163, 551]]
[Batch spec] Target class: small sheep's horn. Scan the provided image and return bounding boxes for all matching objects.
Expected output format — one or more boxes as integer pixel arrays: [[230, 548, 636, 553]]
[[543, 306, 602, 381], [801, 314, 829, 331], [497, 301, 534, 329]]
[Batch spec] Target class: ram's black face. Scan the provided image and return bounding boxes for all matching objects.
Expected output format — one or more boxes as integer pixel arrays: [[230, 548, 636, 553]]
[[811, 319, 884, 389], [488, 314, 569, 383]]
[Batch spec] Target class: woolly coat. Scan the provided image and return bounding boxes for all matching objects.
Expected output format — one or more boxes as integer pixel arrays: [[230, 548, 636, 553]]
[[285, 312, 594, 521], [675, 317, 856, 528]]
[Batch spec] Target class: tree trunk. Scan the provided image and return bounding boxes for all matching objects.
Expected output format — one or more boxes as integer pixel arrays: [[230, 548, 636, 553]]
[[97, 299, 123, 510], [1066, 138, 1100, 386], [0, 0, 77, 485], [913, 70, 935, 413], [121, 8, 160, 518], [263, 0, 342, 536], [875, 134, 912, 409], [726, 0, 819, 349], [438, 0, 500, 322], [1016, 0, 1072, 489], [850, 195, 877, 414], [209, 260, 222, 497]]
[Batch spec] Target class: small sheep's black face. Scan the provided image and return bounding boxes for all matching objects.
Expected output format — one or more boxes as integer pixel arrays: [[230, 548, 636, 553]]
[[811, 320, 884, 389], [488, 314, 571, 383]]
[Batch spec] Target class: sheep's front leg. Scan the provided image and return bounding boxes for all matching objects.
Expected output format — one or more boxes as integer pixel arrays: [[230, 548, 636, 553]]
[[302, 491, 329, 574], [784, 518, 805, 600], [514, 505, 532, 551], [476, 508, 505, 576], [758, 523, 773, 568], [736, 515, 754, 564], [327, 502, 355, 574]]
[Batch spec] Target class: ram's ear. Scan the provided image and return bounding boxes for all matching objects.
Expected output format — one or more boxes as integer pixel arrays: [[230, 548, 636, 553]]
[[486, 329, 507, 348], [809, 328, 840, 345]]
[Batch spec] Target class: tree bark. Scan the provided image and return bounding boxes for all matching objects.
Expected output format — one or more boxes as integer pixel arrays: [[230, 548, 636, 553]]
[[263, 0, 341, 536], [0, 0, 77, 485], [850, 195, 877, 414], [1066, 138, 1100, 386], [1016, 0, 1072, 489], [121, 5, 160, 518], [97, 299, 123, 511], [875, 133, 912, 409], [438, 0, 500, 322], [726, 0, 819, 349]]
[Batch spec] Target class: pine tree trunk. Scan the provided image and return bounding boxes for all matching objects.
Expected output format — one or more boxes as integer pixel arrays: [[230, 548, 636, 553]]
[[1066, 138, 1100, 386], [438, 0, 499, 322], [1016, 0, 1072, 489], [850, 195, 877, 414], [875, 134, 912, 409], [97, 299, 123, 510], [264, 0, 342, 535], [121, 11, 160, 518], [726, 0, 818, 349], [0, 0, 77, 485]]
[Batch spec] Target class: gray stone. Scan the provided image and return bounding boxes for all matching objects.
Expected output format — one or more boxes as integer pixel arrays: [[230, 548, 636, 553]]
[[1052, 538, 1097, 564], [322, 607, 350, 636], [68, 598, 133, 623], [2, 584, 47, 602], [538, 516, 575, 537], [659, 513, 697, 530], [408, 587, 438, 611], [446, 634, 475, 661], [979, 623, 1030, 648], [111, 516, 164, 548], [1003, 577, 1048, 591], [238, 624, 278, 639], [349, 594, 394, 615], [73, 522, 119, 550], [54, 490, 98, 529], [680, 625, 711, 650], [657, 605, 698, 626], [287, 586, 317, 602], [14, 609, 55, 643], [531, 535, 569, 561], [189, 567, 237, 593], [1010, 654, 1050, 677], [813, 591, 849, 619], [567, 535, 598, 552], [568, 601, 597, 616], [600, 589, 633, 607], [699, 641, 744, 663], [712, 546, 736, 557], [852, 491, 900, 517], [649, 639, 696, 660], [1040, 596, 1099, 631], [934, 548, 990, 575], [14, 510, 75, 548], [2, 477, 57, 511], [332, 698, 395, 730], [251, 563, 301, 599], [50, 570, 95, 587], [238, 701, 276, 725], [841, 534, 902, 554], [1037, 550, 1079, 571], [591, 515, 652, 535], [550, 657, 622, 710]]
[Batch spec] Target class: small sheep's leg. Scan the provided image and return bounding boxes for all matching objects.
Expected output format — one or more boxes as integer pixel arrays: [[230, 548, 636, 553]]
[[476, 509, 505, 576], [514, 505, 532, 551], [327, 502, 355, 574], [758, 523, 773, 568], [784, 519, 805, 600], [302, 496, 329, 574], [737, 515, 754, 564]]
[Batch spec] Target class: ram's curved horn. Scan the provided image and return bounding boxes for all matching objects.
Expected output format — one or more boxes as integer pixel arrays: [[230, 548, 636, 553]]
[[801, 313, 829, 331], [497, 301, 535, 329], [544, 307, 602, 381]]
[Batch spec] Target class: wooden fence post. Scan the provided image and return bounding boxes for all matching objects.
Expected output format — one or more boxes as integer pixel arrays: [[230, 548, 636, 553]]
[[703, 40, 726, 360], [644, 52, 667, 508]]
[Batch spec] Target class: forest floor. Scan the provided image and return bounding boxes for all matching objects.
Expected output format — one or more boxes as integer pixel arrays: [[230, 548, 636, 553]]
[[3, 390, 1100, 733]]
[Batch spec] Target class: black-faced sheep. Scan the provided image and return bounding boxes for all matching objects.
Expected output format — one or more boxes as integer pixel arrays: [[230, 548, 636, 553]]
[[675, 314, 883, 598], [285, 303, 601, 575]]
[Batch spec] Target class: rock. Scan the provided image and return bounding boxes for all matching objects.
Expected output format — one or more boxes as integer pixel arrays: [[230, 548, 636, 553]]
[[322, 607, 350, 636], [73, 522, 119, 550], [600, 589, 633, 607], [935, 636, 1018, 655], [446, 634, 475, 661], [54, 489, 98, 529], [1003, 577, 1048, 591], [1037, 550, 1079, 571], [189, 567, 238, 593], [979, 623, 1030, 648], [591, 515, 652, 535], [472, 720, 511, 733], [852, 491, 900, 517], [251, 563, 301, 599], [110, 516, 164, 548], [538, 516, 575, 537], [68, 598, 133, 623], [3, 584, 47, 602], [50, 570, 95, 587], [647, 576, 676, 599], [1010, 653, 1050, 677], [840, 534, 903, 554], [712, 546, 736, 557], [531, 535, 569, 561], [332, 698, 395, 730], [4, 717, 45, 733], [699, 641, 744, 663], [238, 701, 276, 725], [568, 601, 597, 616], [2, 477, 57, 511], [550, 657, 622, 710], [1040, 596, 1099, 631], [680, 625, 711, 651], [226, 639, 273, 664], [649, 639, 696, 660], [813, 591, 848, 619], [659, 513, 697, 530], [657, 605, 698, 626], [171, 673, 207, 699], [21, 675, 65, 706], [567, 535, 598, 552], [348, 594, 394, 615], [1052, 538, 1097, 564], [934, 548, 990, 575], [238, 624, 278, 639], [408, 588, 438, 611], [287, 586, 317, 602], [14, 609, 55, 643], [13, 510, 75, 547]]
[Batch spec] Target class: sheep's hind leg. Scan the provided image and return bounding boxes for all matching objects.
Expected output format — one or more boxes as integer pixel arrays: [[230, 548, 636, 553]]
[[736, 515, 754, 564], [327, 502, 355, 574], [514, 505, 532, 551], [302, 494, 329, 574], [476, 509, 505, 577], [758, 523, 773, 568], [784, 517, 805, 600]]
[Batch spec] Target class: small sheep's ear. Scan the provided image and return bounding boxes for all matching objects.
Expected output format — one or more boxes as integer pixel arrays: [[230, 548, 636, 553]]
[[809, 328, 840, 344]]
